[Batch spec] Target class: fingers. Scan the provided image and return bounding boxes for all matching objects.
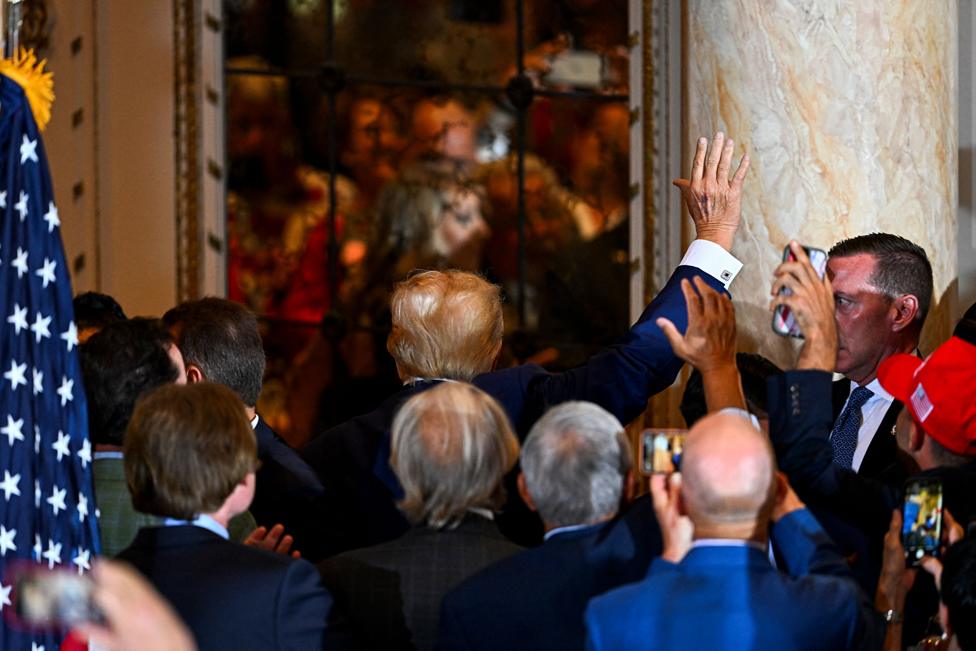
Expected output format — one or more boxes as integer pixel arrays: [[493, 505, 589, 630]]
[[668, 472, 683, 506], [649, 473, 669, 513], [655, 317, 683, 354], [672, 178, 690, 190], [919, 556, 944, 591], [705, 132, 725, 181], [691, 137, 707, 183], [716, 137, 734, 182], [944, 508, 964, 545], [731, 152, 750, 190]]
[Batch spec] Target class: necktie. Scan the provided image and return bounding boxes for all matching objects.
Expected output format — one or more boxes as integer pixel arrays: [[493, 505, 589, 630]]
[[831, 386, 874, 468]]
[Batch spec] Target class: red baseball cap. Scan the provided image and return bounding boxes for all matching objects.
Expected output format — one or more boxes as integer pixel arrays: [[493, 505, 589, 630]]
[[877, 336, 976, 456]]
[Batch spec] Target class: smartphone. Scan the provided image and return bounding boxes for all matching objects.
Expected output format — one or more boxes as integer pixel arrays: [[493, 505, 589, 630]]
[[9, 563, 104, 630], [902, 478, 943, 567], [772, 244, 828, 338], [640, 429, 688, 475]]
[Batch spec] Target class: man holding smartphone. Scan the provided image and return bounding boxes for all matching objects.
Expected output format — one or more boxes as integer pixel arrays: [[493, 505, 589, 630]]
[[767, 244, 976, 645]]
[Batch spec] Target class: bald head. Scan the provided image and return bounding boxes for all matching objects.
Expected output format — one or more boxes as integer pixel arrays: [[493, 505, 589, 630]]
[[680, 413, 776, 537]]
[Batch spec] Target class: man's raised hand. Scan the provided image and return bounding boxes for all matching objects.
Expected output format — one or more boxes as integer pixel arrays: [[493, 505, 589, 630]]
[[673, 132, 750, 252], [656, 276, 736, 374]]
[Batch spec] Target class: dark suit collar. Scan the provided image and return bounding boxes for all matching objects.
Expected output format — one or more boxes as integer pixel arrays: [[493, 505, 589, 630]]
[[680, 544, 771, 571], [129, 524, 227, 550]]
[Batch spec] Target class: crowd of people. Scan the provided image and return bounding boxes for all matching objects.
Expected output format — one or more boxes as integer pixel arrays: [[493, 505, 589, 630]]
[[44, 133, 976, 651]]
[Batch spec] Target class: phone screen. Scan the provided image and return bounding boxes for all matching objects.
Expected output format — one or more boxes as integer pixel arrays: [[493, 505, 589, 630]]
[[772, 245, 828, 338], [640, 429, 688, 475], [902, 479, 943, 566], [9, 564, 104, 630]]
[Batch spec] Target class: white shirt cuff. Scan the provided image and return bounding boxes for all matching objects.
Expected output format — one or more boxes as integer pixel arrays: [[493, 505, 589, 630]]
[[679, 239, 744, 289]]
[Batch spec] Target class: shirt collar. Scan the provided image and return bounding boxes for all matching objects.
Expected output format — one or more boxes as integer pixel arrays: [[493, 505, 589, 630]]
[[249, 413, 259, 429], [162, 514, 229, 540], [543, 522, 600, 541], [854, 377, 893, 402], [93, 450, 124, 461], [691, 538, 767, 552]]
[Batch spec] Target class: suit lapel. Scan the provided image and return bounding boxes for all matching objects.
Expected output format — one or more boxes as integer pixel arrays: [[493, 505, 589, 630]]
[[831, 378, 851, 421], [857, 399, 902, 478]]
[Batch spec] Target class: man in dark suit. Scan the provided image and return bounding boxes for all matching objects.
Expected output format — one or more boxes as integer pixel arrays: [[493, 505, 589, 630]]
[[768, 244, 976, 645], [117, 382, 339, 650], [319, 383, 523, 651], [163, 297, 326, 555], [824, 234, 933, 479], [302, 133, 752, 554], [584, 411, 876, 650], [437, 401, 660, 651]]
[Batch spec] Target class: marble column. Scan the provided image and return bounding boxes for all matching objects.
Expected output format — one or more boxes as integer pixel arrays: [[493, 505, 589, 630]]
[[686, 0, 958, 365]]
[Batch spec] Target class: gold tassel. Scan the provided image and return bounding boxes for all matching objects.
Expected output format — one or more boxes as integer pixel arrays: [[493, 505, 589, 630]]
[[0, 47, 55, 132]]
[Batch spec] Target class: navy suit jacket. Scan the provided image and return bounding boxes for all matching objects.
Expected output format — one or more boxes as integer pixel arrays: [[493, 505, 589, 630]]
[[437, 496, 661, 651], [767, 369, 976, 644], [117, 525, 340, 650], [301, 265, 727, 554], [584, 509, 876, 651]]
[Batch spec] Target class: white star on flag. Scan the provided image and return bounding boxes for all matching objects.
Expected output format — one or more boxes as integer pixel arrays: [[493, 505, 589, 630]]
[[78, 491, 89, 522], [0, 525, 16, 557], [78, 438, 92, 469], [14, 189, 28, 221], [73, 548, 91, 575], [47, 486, 67, 516], [42, 539, 62, 568], [61, 321, 79, 352], [0, 189, 6, 208], [32, 367, 43, 396], [33, 534, 41, 560], [6, 303, 28, 334], [11, 246, 28, 277], [32, 644, 45, 651], [20, 134, 38, 164], [29, 311, 51, 343], [4, 359, 27, 391], [1, 415, 25, 446], [34, 424, 40, 453], [43, 201, 60, 232], [35, 257, 56, 288], [57, 375, 74, 406], [51, 430, 71, 462], [0, 470, 20, 500], [0, 582, 10, 612], [34, 480, 40, 508]]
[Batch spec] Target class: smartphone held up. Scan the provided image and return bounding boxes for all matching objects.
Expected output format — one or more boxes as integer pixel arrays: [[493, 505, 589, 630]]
[[902, 478, 943, 567], [772, 244, 828, 339], [640, 429, 688, 475]]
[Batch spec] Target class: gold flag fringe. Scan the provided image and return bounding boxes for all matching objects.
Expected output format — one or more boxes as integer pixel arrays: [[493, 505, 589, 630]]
[[0, 47, 54, 132]]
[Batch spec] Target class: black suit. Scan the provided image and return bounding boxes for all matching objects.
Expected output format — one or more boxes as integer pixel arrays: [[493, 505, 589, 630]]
[[830, 378, 901, 478], [118, 525, 339, 650], [252, 416, 332, 557], [301, 265, 730, 555], [318, 515, 521, 651], [437, 496, 661, 651], [769, 369, 976, 645]]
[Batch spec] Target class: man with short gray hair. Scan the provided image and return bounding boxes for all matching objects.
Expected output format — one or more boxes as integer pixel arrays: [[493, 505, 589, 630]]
[[437, 401, 661, 651]]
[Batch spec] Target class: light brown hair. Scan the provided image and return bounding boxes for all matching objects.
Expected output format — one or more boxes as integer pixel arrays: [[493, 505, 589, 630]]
[[387, 270, 503, 381], [124, 383, 257, 520]]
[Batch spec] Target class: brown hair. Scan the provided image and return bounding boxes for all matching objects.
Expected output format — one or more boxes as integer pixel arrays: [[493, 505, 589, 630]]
[[124, 383, 257, 520]]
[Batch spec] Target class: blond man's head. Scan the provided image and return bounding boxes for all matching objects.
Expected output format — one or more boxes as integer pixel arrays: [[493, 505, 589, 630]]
[[387, 270, 503, 381]]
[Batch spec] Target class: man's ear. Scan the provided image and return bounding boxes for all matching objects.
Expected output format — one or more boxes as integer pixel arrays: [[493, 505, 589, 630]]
[[186, 364, 205, 384], [890, 295, 920, 333], [908, 419, 926, 453], [517, 473, 537, 513]]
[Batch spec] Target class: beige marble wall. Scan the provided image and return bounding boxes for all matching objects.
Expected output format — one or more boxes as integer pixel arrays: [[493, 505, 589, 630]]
[[686, 0, 958, 365]]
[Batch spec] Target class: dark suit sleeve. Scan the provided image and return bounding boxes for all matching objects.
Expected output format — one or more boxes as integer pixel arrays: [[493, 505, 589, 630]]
[[274, 558, 335, 650], [492, 266, 727, 428], [771, 508, 884, 650], [767, 370, 900, 538]]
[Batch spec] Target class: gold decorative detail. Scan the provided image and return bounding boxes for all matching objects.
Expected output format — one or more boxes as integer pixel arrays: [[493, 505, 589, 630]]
[[0, 47, 54, 131]]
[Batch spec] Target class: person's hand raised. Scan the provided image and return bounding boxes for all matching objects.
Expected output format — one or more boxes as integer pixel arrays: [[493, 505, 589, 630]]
[[673, 132, 750, 252], [770, 241, 837, 371]]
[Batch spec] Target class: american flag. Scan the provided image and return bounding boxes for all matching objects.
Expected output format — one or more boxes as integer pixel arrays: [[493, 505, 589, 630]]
[[0, 74, 101, 648]]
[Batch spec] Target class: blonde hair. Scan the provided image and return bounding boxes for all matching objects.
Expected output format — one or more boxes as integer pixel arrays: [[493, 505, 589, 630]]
[[387, 270, 503, 381], [391, 382, 519, 528]]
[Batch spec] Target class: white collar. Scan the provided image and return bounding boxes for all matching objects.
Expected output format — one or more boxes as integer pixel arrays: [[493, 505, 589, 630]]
[[162, 514, 229, 540], [250, 413, 259, 429], [852, 377, 893, 403]]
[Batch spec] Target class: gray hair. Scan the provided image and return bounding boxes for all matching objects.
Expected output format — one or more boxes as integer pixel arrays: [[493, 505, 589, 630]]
[[391, 382, 519, 529], [521, 402, 631, 528]]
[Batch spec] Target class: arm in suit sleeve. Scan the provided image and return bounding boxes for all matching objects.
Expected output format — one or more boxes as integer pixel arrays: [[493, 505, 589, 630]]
[[273, 558, 336, 650], [766, 370, 900, 538], [486, 246, 738, 429], [771, 508, 884, 650], [435, 594, 471, 651]]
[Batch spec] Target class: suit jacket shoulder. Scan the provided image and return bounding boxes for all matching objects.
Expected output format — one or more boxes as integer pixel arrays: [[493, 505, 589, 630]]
[[119, 526, 335, 651]]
